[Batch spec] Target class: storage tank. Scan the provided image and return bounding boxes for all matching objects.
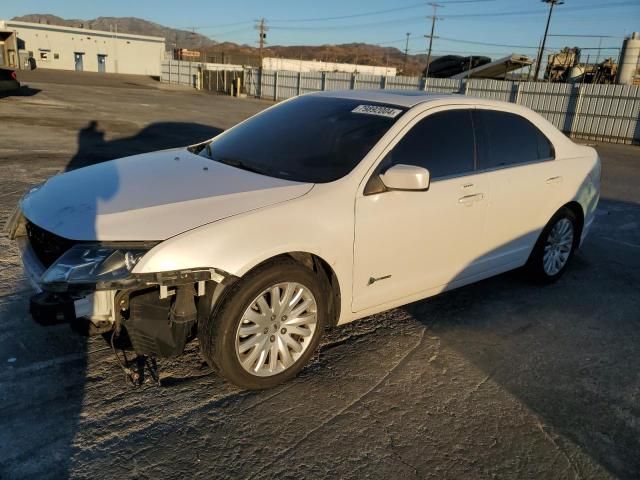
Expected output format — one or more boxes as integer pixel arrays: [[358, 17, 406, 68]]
[[617, 32, 640, 85]]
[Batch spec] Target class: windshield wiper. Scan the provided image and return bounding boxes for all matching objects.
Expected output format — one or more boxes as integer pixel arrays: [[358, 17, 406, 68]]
[[216, 157, 271, 176]]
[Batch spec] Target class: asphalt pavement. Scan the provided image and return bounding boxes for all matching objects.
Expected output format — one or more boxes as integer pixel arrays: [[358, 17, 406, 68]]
[[0, 70, 639, 479]]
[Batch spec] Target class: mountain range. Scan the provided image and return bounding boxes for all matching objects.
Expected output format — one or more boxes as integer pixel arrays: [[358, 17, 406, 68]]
[[13, 14, 431, 75]]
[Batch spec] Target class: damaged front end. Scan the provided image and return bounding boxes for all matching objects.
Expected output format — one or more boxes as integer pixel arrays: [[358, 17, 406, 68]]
[[6, 207, 230, 364]]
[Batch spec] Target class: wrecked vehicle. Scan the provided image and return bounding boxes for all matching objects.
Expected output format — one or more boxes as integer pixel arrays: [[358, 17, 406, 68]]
[[7, 90, 600, 389]]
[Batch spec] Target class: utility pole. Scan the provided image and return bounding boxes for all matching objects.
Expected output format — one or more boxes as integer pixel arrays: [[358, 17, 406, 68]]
[[424, 3, 444, 79], [403, 32, 411, 73], [256, 18, 268, 67], [533, 0, 564, 81]]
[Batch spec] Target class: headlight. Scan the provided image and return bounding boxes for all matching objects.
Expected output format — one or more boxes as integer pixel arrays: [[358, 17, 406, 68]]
[[41, 244, 149, 285]]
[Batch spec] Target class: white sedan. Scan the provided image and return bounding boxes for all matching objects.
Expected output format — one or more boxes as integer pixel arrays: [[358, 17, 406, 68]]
[[8, 90, 600, 389]]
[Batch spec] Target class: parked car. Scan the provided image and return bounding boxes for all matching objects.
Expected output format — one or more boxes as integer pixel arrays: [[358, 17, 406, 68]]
[[0, 68, 20, 94], [7, 91, 600, 389]]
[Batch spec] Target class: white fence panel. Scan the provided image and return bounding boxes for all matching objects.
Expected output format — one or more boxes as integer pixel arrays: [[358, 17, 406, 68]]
[[519, 82, 576, 134], [300, 72, 323, 94], [260, 70, 277, 100], [276, 71, 299, 100], [354, 74, 384, 90], [424, 78, 462, 94], [466, 78, 517, 102], [210, 67, 640, 144], [572, 84, 640, 144], [386, 76, 422, 90], [324, 72, 352, 91]]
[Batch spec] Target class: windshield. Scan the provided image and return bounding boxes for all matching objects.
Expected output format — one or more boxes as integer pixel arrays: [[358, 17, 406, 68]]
[[199, 96, 406, 183]]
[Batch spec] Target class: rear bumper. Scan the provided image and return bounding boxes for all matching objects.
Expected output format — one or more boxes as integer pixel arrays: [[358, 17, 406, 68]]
[[579, 189, 600, 249], [580, 215, 595, 248]]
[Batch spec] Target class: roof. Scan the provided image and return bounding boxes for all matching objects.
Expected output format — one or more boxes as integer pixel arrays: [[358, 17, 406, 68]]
[[309, 89, 463, 108], [2, 19, 165, 43]]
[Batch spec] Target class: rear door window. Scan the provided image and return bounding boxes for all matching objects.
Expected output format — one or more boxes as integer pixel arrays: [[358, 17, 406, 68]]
[[382, 109, 475, 179], [474, 110, 554, 170]]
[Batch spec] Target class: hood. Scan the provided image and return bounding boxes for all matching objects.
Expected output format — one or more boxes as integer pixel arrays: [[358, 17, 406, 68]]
[[21, 148, 313, 241]]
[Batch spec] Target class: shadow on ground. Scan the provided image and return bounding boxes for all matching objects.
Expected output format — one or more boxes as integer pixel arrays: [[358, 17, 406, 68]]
[[0, 85, 41, 99], [404, 197, 640, 479], [0, 120, 222, 479]]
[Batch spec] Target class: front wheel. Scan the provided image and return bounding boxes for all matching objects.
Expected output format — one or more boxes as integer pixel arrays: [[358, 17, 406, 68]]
[[199, 259, 327, 390], [526, 207, 579, 282]]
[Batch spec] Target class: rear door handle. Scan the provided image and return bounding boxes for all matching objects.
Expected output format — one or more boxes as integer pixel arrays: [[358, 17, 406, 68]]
[[546, 176, 563, 184], [458, 193, 484, 204]]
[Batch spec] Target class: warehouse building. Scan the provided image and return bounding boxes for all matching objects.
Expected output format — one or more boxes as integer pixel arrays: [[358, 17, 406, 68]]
[[0, 19, 165, 76]]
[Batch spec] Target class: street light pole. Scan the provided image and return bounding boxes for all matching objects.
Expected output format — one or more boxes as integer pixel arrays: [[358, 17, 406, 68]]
[[533, 0, 564, 81]]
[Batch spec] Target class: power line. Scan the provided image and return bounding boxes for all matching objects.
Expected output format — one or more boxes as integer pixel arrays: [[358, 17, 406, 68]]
[[437, 36, 540, 49], [268, 0, 497, 23], [269, 17, 424, 31], [180, 0, 637, 31], [269, 3, 425, 23], [435, 36, 627, 52], [428, 1, 639, 19], [548, 34, 622, 38], [249, 0, 640, 33], [181, 21, 254, 30], [376, 38, 415, 46]]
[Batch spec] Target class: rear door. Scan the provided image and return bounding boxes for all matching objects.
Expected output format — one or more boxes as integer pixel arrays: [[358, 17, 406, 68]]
[[352, 107, 490, 312], [473, 108, 558, 268]]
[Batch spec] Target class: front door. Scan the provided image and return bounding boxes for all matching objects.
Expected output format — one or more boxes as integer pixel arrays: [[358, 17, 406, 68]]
[[97, 54, 106, 73], [352, 108, 489, 312], [74, 52, 84, 71]]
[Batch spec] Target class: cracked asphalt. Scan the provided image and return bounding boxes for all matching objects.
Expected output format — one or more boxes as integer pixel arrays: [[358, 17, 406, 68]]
[[1, 70, 639, 479]]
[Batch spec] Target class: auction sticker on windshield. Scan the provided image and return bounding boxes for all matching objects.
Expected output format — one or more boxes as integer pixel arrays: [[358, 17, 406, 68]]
[[352, 105, 403, 118]]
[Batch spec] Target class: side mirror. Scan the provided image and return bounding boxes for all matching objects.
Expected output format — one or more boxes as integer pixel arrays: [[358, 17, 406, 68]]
[[380, 164, 430, 191]]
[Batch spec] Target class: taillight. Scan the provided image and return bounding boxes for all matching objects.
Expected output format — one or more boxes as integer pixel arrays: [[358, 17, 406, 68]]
[[10, 71, 17, 81]]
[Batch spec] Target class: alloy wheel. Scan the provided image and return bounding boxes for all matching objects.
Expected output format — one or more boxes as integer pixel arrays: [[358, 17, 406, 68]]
[[542, 218, 574, 276], [235, 282, 318, 377]]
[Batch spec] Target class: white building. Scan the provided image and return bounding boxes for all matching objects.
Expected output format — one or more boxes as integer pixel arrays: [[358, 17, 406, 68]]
[[0, 20, 165, 76], [262, 57, 397, 77]]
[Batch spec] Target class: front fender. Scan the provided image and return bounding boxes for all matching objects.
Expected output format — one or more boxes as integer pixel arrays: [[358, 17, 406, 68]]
[[132, 185, 355, 317]]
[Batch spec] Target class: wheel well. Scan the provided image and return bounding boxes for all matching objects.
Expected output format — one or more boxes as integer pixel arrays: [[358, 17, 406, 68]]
[[244, 252, 342, 327], [562, 201, 584, 239]]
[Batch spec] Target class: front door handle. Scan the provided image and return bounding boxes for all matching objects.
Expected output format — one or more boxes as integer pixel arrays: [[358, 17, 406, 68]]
[[546, 176, 563, 184], [458, 193, 484, 204]]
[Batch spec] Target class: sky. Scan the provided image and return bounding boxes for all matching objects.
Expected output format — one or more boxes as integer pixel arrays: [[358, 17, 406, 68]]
[[3, 0, 640, 60]]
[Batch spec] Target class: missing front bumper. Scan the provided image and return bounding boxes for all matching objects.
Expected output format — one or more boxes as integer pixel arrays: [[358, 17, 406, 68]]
[[29, 291, 76, 325]]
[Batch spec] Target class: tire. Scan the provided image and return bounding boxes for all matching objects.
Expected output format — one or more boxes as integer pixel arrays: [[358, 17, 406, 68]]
[[199, 258, 327, 390], [525, 207, 580, 283]]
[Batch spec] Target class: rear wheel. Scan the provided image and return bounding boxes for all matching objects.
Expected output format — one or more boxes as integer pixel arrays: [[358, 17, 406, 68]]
[[199, 259, 326, 389], [526, 207, 579, 282]]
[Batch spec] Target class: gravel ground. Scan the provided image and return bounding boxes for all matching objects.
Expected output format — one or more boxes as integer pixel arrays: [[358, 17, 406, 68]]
[[1, 70, 639, 480]]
